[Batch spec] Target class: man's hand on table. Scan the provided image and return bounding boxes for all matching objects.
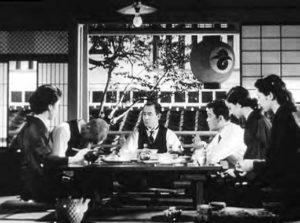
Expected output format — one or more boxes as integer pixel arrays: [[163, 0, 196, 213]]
[[68, 148, 90, 165]]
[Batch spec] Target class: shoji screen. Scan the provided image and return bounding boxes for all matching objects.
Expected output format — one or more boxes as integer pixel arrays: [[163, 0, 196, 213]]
[[0, 63, 8, 147], [241, 25, 300, 102], [37, 63, 68, 128]]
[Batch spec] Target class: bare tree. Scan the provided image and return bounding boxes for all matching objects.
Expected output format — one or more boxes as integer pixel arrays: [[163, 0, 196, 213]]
[[89, 34, 202, 124]]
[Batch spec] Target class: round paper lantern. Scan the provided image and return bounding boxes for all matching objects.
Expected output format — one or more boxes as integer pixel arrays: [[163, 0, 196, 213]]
[[190, 36, 235, 83]]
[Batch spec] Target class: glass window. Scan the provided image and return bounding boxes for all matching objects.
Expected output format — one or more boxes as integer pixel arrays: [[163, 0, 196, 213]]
[[282, 52, 300, 63], [282, 25, 300, 37], [92, 91, 103, 103], [262, 39, 280, 50], [119, 91, 130, 103], [160, 92, 172, 103], [242, 39, 260, 50], [262, 64, 281, 76], [262, 51, 280, 63], [282, 64, 300, 76], [202, 91, 213, 103], [215, 91, 227, 100], [282, 38, 300, 50], [242, 64, 261, 77], [261, 26, 280, 37], [188, 92, 199, 103], [242, 26, 260, 38], [106, 91, 117, 103], [11, 91, 22, 102], [25, 91, 34, 102], [242, 52, 261, 63], [174, 92, 185, 102]]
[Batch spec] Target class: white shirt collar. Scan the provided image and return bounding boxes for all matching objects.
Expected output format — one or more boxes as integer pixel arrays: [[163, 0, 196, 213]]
[[146, 125, 159, 132]]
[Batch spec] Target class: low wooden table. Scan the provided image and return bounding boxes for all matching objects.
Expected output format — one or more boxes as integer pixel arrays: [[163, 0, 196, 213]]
[[64, 162, 222, 207]]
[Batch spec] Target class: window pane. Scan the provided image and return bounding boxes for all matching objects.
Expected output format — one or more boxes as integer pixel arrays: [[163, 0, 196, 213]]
[[262, 39, 280, 50], [92, 91, 103, 102], [262, 26, 280, 37], [282, 64, 300, 76], [202, 91, 213, 103], [25, 91, 34, 102], [106, 91, 117, 103], [242, 77, 259, 90], [282, 25, 300, 37], [215, 91, 227, 100], [119, 91, 130, 103], [188, 92, 199, 103], [242, 64, 261, 76], [282, 52, 300, 63], [242, 26, 260, 37], [174, 92, 185, 102], [242, 39, 260, 50], [282, 38, 300, 50], [242, 52, 261, 63], [160, 92, 172, 103], [262, 64, 281, 76], [262, 51, 280, 63], [11, 91, 22, 102]]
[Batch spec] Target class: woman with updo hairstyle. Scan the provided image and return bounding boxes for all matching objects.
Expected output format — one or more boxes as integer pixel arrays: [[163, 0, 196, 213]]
[[239, 75, 300, 215], [16, 84, 89, 203], [226, 86, 272, 160]]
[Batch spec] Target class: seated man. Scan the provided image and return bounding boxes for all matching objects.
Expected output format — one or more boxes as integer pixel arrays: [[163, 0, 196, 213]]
[[194, 100, 246, 167], [51, 118, 112, 201], [119, 100, 183, 156], [51, 118, 109, 157], [117, 100, 183, 190]]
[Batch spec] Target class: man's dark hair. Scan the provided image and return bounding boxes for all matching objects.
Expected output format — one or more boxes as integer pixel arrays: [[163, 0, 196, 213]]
[[206, 99, 230, 120], [144, 100, 162, 115]]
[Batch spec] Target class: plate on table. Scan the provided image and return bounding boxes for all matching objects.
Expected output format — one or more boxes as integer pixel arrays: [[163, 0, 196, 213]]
[[142, 159, 159, 164], [101, 156, 131, 164]]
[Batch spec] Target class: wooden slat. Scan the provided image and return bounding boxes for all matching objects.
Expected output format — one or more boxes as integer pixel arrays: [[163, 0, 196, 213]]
[[37, 62, 68, 128], [0, 63, 8, 147]]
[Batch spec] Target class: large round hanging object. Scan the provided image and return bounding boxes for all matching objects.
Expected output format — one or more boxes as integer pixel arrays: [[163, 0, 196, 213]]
[[190, 36, 235, 83]]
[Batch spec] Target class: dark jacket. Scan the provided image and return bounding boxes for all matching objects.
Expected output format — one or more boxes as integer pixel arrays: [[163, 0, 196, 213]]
[[254, 104, 300, 187], [18, 116, 68, 202], [243, 110, 272, 160]]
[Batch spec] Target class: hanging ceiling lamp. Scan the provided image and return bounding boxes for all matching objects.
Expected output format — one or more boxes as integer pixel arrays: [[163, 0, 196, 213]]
[[117, 1, 157, 27]]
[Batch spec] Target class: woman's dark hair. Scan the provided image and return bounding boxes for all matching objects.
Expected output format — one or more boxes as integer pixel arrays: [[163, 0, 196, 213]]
[[226, 86, 258, 110], [207, 99, 230, 120], [254, 74, 295, 110], [29, 84, 62, 114]]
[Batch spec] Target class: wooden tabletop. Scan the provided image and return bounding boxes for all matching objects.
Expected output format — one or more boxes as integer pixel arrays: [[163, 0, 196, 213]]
[[64, 162, 222, 173]]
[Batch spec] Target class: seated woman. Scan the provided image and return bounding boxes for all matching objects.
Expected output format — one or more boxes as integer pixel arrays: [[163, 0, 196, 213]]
[[211, 86, 272, 207], [225, 86, 272, 178], [15, 85, 89, 203], [239, 74, 300, 216]]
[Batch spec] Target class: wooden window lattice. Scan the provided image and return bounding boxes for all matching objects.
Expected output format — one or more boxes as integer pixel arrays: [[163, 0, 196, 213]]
[[0, 31, 69, 55]]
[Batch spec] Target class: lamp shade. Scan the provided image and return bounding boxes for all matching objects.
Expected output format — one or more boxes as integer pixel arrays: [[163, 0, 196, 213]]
[[190, 36, 235, 83]]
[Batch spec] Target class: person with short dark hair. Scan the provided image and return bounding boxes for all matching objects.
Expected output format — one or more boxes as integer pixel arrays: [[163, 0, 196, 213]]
[[117, 101, 182, 190], [194, 99, 246, 166], [119, 101, 182, 155], [51, 118, 109, 157], [51, 118, 113, 203]]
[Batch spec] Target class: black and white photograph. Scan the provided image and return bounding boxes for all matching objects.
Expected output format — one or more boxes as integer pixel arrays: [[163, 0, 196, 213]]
[[0, 0, 300, 222]]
